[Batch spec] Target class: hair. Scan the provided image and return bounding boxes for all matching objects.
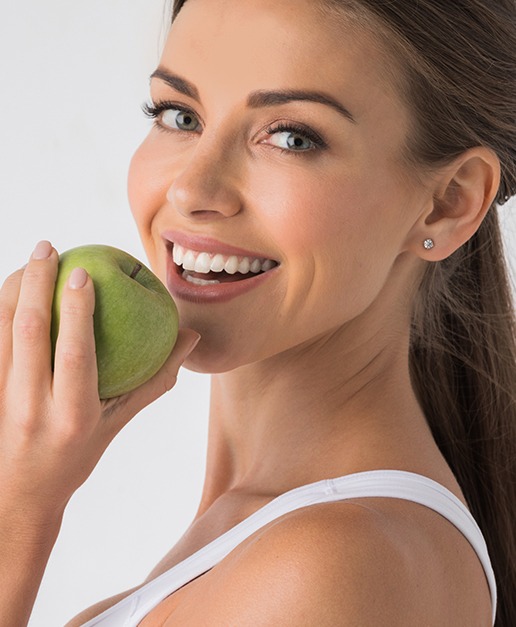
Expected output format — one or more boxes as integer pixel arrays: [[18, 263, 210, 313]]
[[170, 1, 516, 624]]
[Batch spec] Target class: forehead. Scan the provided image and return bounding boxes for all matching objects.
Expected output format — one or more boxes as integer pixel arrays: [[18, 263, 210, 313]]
[[162, 0, 396, 112]]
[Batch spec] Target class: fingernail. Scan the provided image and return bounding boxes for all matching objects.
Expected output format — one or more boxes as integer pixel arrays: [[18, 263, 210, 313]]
[[32, 240, 53, 260], [68, 267, 88, 289]]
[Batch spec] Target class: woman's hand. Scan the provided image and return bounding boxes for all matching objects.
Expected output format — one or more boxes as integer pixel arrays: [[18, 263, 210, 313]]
[[0, 239, 199, 626], [0, 240, 200, 516]]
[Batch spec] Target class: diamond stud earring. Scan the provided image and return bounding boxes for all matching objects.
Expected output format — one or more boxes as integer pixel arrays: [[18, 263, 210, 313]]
[[423, 238, 435, 250]]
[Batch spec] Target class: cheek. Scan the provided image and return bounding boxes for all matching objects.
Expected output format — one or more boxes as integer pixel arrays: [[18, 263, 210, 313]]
[[128, 140, 161, 229], [127, 138, 173, 273], [248, 163, 366, 262], [252, 164, 407, 318]]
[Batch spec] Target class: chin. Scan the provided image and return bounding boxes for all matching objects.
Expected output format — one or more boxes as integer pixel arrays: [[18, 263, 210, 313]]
[[181, 352, 241, 375], [180, 331, 261, 374]]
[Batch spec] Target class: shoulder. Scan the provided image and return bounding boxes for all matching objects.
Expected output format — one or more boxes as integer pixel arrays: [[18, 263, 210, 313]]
[[184, 500, 427, 625], [174, 498, 492, 626], [237, 501, 411, 621]]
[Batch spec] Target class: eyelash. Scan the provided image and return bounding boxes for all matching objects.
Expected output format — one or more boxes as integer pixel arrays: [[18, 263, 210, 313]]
[[142, 100, 327, 155], [142, 100, 196, 125]]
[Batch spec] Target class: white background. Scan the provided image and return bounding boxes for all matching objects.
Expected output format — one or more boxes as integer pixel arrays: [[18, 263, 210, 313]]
[[0, 1, 515, 625], [1, 2, 210, 625]]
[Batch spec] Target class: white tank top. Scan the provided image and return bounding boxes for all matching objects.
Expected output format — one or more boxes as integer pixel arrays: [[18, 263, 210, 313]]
[[80, 470, 497, 626]]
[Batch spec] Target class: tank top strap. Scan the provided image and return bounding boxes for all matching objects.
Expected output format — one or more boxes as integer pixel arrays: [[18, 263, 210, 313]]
[[82, 470, 496, 626]]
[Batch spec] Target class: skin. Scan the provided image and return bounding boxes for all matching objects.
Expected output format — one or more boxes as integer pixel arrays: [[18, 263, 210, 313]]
[[121, 0, 499, 622], [0, 245, 199, 627], [128, 0, 498, 501], [0, 0, 501, 625]]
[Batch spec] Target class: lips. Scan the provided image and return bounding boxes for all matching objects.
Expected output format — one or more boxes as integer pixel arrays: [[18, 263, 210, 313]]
[[163, 230, 279, 261], [163, 231, 280, 304]]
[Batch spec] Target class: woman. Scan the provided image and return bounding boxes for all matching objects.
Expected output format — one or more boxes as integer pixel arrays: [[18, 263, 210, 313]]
[[1, 0, 515, 624]]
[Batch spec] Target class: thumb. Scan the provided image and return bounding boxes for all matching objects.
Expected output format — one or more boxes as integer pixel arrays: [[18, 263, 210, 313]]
[[105, 328, 201, 423], [167, 328, 202, 366]]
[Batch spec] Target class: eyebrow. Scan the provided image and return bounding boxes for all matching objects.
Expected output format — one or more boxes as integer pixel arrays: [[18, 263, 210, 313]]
[[150, 67, 356, 124]]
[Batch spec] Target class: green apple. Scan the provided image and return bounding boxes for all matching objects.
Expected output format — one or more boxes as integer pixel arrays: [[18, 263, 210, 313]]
[[51, 244, 179, 399]]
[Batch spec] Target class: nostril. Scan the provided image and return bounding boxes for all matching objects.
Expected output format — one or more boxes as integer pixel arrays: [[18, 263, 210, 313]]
[[191, 210, 227, 218]]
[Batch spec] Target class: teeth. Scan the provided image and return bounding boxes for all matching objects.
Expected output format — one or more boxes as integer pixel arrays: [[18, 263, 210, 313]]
[[182, 249, 197, 272], [210, 254, 226, 272], [183, 271, 220, 285], [172, 245, 183, 266], [224, 256, 239, 274], [238, 258, 250, 274], [194, 252, 212, 273], [262, 259, 275, 272], [172, 244, 277, 275], [250, 259, 262, 273]]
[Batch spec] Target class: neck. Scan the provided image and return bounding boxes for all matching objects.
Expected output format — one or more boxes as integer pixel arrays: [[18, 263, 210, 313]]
[[196, 316, 435, 515]]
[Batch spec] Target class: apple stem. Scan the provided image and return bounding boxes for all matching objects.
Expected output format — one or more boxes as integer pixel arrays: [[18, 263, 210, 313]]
[[130, 263, 142, 280]]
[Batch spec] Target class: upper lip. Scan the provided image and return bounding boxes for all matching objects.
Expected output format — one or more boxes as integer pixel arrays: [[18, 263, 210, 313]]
[[162, 230, 279, 261]]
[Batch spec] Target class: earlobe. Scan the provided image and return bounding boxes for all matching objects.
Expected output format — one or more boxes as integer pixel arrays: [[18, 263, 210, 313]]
[[406, 147, 501, 261]]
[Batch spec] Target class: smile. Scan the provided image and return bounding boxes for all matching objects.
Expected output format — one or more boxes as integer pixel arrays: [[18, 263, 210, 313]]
[[163, 234, 280, 303], [173, 244, 278, 285]]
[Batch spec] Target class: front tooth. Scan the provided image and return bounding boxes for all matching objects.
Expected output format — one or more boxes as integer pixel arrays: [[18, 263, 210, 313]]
[[224, 255, 239, 274], [210, 254, 226, 272], [237, 258, 250, 274], [173, 244, 184, 266], [183, 250, 197, 271], [250, 259, 262, 273], [261, 259, 275, 272], [194, 252, 212, 273]]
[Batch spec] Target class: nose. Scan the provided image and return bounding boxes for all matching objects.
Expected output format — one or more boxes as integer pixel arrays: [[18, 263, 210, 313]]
[[166, 138, 243, 221]]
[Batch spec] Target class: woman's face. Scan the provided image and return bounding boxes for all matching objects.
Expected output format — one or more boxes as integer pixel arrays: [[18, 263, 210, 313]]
[[128, 0, 428, 373]]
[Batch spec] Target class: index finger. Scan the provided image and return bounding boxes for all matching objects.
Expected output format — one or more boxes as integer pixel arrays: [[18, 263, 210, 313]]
[[52, 267, 99, 417], [11, 241, 58, 392]]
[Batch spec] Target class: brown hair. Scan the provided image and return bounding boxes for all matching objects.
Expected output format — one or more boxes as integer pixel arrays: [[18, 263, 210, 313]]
[[170, 1, 516, 624]]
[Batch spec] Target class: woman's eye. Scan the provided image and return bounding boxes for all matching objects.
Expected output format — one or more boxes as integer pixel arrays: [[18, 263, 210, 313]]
[[143, 102, 326, 153], [264, 123, 326, 153], [268, 130, 314, 151], [160, 108, 201, 132]]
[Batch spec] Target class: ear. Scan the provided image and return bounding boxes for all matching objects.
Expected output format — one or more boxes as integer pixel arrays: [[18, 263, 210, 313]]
[[404, 147, 501, 261]]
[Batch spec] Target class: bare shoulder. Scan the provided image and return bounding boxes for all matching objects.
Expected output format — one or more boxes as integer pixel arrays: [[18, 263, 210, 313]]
[[228, 501, 414, 624], [213, 501, 423, 626], [167, 498, 492, 626]]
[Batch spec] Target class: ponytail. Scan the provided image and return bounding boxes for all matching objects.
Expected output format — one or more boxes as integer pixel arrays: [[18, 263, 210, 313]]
[[410, 208, 516, 626]]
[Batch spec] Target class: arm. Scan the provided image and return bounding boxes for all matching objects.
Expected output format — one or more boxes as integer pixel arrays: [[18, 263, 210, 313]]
[[0, 241, 199, 626], [0, 501, 63, 627]]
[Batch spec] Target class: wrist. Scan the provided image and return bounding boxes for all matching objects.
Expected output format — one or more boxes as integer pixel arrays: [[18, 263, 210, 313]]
[[0, 498, 65, 551]]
